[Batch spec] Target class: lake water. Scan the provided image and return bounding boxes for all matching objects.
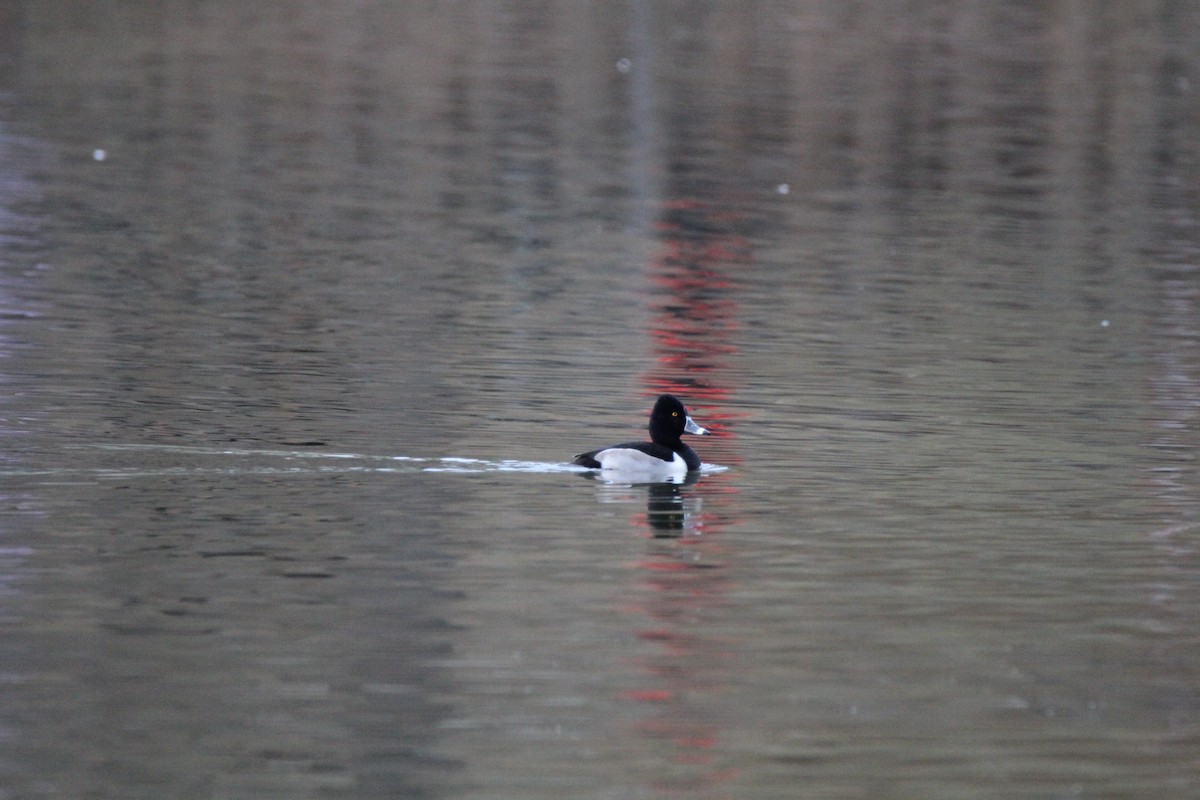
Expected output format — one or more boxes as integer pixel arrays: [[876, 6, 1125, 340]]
[[1, 2, 1198, 798]]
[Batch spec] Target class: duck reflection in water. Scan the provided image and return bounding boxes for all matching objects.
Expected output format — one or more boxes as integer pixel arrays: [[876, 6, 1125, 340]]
[[645, 478, 703, 538], [582, 472, 704, 539]]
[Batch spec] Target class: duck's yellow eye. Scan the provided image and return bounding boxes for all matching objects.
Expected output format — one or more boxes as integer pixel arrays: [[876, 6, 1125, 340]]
[[672, 411, 679, 417]]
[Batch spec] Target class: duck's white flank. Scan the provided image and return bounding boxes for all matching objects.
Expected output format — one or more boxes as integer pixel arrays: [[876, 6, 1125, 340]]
[[592, 447, 687, 477]]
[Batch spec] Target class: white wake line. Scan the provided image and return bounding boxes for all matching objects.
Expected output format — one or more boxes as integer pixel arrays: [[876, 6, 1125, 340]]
[[52, 444, 591, 476], [73, 443, 431, 462], [31, 444, 729, 479]]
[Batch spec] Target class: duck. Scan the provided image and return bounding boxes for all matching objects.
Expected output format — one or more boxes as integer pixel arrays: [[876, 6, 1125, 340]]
[[573, 394, 709, 478]]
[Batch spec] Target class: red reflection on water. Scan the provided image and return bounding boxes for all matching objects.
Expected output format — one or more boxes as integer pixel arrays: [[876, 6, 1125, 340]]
[[640, 199, 748, 466], [620, 530, 739, 794], [617, 197, 747, 797]]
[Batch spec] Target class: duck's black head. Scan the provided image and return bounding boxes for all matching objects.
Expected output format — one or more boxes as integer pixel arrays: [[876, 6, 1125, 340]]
[[648, 394, 709, 446]]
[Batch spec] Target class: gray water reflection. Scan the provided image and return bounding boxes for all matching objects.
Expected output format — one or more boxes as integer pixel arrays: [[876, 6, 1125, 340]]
[[0, 2, 1198, 799]]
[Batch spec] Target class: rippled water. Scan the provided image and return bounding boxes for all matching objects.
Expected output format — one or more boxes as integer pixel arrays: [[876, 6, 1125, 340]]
[[1, 3, 1198, 798]]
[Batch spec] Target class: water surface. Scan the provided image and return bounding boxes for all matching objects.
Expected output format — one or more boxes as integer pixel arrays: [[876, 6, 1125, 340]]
[[0, 3, 1198, 798]]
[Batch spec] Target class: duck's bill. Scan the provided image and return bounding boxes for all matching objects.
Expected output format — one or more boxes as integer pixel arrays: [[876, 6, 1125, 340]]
[[684, 416, 709, 435]]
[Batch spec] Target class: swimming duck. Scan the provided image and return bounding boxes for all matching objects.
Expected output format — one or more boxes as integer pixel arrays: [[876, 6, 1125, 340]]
[[573, 394, 709, 478]]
